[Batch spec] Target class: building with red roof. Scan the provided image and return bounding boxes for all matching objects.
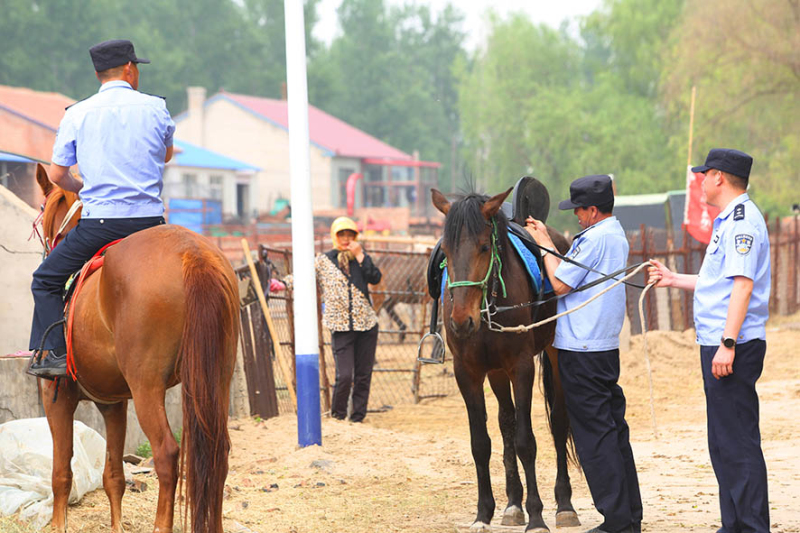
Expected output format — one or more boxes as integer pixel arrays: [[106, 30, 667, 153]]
[[174, 88, 439, 220], [0, 85, 76, 206]]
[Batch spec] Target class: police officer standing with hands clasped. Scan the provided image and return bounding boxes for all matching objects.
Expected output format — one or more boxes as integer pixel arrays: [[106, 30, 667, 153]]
[[649, 148, 771, 533], [526, 175, 642, 533]]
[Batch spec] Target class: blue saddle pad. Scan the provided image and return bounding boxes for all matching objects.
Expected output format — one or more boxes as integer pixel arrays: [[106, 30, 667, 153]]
[[439, 232, 552, 301], [507, 232, 550, 294]]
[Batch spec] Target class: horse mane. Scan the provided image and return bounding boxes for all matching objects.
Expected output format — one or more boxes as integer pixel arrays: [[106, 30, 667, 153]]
[[443, 193, 509, 250], [42, 188, 80, 240]]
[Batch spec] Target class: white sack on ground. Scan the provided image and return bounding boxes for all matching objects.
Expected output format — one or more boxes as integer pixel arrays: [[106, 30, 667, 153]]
[[0, 418, 105, 529]]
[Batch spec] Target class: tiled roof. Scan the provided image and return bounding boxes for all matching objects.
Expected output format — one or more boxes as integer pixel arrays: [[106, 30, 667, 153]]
[[200, 91, 412, 160], [172, 140, 260, 171], [0, 85, 75, 131]]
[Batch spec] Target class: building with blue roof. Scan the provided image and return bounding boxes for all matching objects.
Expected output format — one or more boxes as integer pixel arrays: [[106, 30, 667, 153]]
[[164, 139, 259, 224]]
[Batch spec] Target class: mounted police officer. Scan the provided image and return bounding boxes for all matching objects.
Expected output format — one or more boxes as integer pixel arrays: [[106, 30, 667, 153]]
[[28, 39, 175, 378], [649, 148, 770, 533], [525, 175, 642, 533]]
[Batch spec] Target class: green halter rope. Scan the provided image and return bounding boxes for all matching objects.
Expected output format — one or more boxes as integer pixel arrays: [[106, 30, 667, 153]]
[[442, 218, 507, 311]]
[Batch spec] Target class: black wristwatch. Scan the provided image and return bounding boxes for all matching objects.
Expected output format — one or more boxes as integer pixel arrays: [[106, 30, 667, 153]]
[[722, 336, 737, 349]]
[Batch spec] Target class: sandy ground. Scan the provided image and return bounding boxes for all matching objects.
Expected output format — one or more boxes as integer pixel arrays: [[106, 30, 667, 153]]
[[3, 314, 799, 533]]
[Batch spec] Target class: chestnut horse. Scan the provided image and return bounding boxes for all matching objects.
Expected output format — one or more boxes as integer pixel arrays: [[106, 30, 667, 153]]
[[431, 188, 578, 532], [32, 165, 238, 533]]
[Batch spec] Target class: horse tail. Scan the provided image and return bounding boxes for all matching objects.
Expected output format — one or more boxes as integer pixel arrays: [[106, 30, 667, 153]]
[[178, 247, 239, 533], [539, 351, 579, 468]]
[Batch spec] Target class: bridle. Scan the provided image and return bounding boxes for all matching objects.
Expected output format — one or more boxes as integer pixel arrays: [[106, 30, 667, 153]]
[[30, 191, 83, 256], [442, 218, 509, 326]]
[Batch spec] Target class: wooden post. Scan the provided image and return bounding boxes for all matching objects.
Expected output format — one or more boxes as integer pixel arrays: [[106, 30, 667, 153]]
[[283, 249, 297, 389], [771, 217, 780, 314], [794, 216, 799, 314], [242, 239, 297, 410], [640, 224, 653, 333], [687, 86, 697, 166], [681, 226, 692, 331], [412, 295, 429, 404], [316, 281, 331, 412]]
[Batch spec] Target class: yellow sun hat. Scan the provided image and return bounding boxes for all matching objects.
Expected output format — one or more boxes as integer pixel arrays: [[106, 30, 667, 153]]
[[330, 216, 359, 249]]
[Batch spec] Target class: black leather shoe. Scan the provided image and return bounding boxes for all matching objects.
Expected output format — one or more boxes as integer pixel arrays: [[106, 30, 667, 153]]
[[28, 349, 68, 379]]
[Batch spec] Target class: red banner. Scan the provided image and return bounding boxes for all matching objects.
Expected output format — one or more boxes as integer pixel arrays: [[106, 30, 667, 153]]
[[682, 165, 720, 244]]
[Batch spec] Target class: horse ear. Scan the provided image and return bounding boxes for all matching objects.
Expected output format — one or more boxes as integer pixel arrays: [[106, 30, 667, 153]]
[[431, 189, 450, 215], [35, 164, 53, 196], [481, 187, 513, 219]]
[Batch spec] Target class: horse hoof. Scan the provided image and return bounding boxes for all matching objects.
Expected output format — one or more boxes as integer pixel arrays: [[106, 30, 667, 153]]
[[525, 527, 549, 533], [555, 510, 581, 527], [501, 505, 526, 526], [469, 521, 491, 532]]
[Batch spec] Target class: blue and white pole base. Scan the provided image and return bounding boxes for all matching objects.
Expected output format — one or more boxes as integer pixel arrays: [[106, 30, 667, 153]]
[[296, 352, 322, 446]]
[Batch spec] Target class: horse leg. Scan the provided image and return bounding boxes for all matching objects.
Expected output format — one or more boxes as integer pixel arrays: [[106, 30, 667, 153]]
[[454, 363, 494, 532], [487, 370, 525, 526], [509, 358, 548, 533], [385, 300, 407, 342], [96, 401, 128, 533], [41, 379, 80, 533], [131, 388, 179, 533], [544, 346, 580, 527]]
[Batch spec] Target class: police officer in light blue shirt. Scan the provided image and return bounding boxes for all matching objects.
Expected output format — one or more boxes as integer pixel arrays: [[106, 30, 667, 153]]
[[526, 175, 641, 533], [28, 39, 176, 378], [650, 148, 770, 533]]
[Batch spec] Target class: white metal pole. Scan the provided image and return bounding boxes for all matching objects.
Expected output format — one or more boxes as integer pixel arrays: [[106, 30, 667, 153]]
[[284, 0, 321, 446]]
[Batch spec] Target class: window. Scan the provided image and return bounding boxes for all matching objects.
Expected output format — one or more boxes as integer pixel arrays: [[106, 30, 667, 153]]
[[182, 174, 197, 197], [209, 175, 223, 201]]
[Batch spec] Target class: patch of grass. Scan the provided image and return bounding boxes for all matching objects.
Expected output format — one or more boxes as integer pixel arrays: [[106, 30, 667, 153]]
[[136, 440, 152, 458], [135, 429, 182, 459]]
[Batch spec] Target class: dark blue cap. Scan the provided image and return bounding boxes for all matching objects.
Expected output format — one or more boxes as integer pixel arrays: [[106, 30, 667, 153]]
[[691, 148, 752, 180], [558, 174, 614, 210], [89, 39, 150, 72]]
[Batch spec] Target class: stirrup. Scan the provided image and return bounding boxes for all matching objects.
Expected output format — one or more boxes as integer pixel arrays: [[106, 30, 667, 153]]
[[417, 332, 446, 364], [26, 349, 68, 380]]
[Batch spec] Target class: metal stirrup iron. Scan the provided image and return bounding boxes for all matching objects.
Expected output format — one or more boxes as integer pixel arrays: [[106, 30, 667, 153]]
[[417, 297, 445, 364]]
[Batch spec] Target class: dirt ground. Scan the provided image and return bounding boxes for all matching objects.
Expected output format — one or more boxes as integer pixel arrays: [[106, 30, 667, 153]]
[[3, 313, 800, 533]]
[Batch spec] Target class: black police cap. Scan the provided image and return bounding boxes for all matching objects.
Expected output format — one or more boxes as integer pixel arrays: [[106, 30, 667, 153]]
[[89, 39, 150, 72], [558, 174, 614, 210], [691, 148, 752, 180]]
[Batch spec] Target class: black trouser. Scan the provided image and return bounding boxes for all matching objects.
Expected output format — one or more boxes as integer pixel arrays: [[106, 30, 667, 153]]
[[330, 326, 379, 422], [558, 348, 643, 533], [29, 216, 165, 352], [700, 340, 769, 533]]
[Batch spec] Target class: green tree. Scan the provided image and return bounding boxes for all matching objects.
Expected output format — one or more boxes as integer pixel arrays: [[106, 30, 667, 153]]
[[662, 0, 800, 216], [458, 7, 678, 230], [308, 0, 466, 188]]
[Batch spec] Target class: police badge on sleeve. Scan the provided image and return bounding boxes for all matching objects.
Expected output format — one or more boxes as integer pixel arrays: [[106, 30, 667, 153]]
[[735, 234, 754, 255]]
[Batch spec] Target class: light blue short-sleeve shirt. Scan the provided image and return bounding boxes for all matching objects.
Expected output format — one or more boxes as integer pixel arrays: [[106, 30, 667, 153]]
[[694, 193, 771, 345], [51, 80, 176, 219], [553, 216, 629, 352]]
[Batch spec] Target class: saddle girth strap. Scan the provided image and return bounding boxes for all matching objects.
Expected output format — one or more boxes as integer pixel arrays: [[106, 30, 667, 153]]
[[64, 239, 122, 381]]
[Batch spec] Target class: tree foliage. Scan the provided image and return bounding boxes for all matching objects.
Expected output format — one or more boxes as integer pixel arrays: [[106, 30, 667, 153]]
[[0, 0, 795, 219], [458, 1, 682, 229], [662, 0, 800, 216]]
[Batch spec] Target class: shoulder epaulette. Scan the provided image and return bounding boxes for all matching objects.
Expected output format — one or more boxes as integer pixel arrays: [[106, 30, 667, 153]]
[[65, 95, 91, 111], [733, 204, 745, 221], [141, 92, 166, 100]]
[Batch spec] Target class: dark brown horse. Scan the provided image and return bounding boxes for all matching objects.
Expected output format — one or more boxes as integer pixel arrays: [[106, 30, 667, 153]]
[[32, 165, 238, 533], [431, 187, 578, 532]]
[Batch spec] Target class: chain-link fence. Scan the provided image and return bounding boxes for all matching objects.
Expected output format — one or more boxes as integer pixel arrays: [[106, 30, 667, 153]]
[[247, 243, 456, 417], [626, 216, 800, 335]]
